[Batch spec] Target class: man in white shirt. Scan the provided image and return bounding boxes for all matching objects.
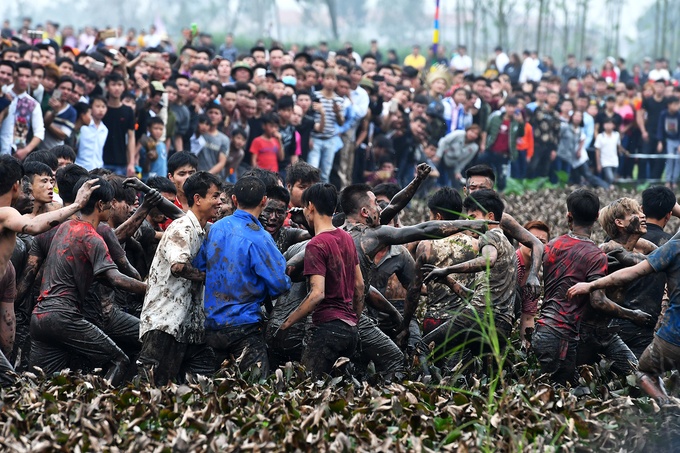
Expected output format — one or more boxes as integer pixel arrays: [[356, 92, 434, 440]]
[[450, 45, 472, 74], [0, 61, 44, 158], [519, 51, 542, 83], [494, 46, 509, 73], [648, 58, 671, 82]]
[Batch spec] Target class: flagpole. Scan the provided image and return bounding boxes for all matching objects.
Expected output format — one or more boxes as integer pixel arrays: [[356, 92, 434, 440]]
[[433, 0, 441, 56]]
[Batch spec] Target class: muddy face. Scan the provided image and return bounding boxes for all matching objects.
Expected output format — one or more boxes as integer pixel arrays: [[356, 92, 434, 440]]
[[260, 199, 288, 236], [624, 213, 647, 235]]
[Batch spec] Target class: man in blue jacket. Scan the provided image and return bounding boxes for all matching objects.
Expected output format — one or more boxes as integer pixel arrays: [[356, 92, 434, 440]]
[[194, 176, 291, 377]]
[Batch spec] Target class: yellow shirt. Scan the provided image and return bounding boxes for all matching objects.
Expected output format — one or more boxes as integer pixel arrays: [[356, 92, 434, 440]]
[[403, 54, 426, 70]]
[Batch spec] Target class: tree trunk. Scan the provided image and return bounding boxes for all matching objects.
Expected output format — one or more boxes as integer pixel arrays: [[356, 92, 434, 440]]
[[661, 0, 669, 57], [536, 0, 545, 54], [324, 0, 339, 40], [579, 0, 588, 60], [456, 0, 462, 46]]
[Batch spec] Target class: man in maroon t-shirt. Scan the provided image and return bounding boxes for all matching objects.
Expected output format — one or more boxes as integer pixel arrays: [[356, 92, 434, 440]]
[[280, 183, 364, 377], [533, 189, 651, 385]]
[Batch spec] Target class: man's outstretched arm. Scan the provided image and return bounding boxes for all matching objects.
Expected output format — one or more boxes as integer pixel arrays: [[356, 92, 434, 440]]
[[124, 178, 184, 220], [378, 220, 491, 246], [380, 163, 431, 225]]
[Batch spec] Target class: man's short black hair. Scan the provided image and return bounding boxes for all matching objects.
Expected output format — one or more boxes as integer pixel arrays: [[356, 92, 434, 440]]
[[233, 176, 266, 209], [465, 164, 496, 184], [24, 150, 58, 171], [183, 171, 221, 208], [89, 95, 107, 107], [340, 183, 372, 216], [285, 161, 320, 187], [167, 151, 198, 176], [260, 112, 279, 125], [567, 188, 600, 227], [50, 144, 76, 162], [75, 176, 114, 215], [242, 168, 282, 190], [104, 174, 136, 204], [428, 187, 463, 220], [23, 162, 53, 184], [147, 176, 177, 195], [642, 186, 676, 220], [266, 185, 291, 205], [277, 95, 295, 110], [0, 155, 23, 196], [148, 116, 164, 128], [105, 72, 125, 85], [463, 189, 504, 221], [372, 183, 400, 201], [15, 60, 31, 72], [302, 183, 337, 217], [56, 164, 89, 204], [56, 57, 74, 68], [0, 60, 16, 73]]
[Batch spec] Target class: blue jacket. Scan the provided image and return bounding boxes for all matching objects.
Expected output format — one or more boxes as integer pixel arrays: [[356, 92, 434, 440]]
[[193, 209, 291, 329]]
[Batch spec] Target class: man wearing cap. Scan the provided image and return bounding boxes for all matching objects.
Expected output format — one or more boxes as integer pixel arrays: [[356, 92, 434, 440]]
[[232, 62, 252, 83]]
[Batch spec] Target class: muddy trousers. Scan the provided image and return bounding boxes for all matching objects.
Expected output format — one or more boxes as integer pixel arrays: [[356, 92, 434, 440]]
[[302, 320, 358, 377], [137, 330, 215, 386], [30, 310, 129, 386], [356, 314, 405, 376], [207, 323, 270, 377]]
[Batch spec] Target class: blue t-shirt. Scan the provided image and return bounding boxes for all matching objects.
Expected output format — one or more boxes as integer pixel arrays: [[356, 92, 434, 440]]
[[149, 142, 167, 179], [193, 209, 291, 329], [647, 231, 680, 346]]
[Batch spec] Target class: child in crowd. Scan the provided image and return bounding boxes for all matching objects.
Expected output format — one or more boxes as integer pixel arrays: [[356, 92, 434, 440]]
[[75, 96, 108, 171], [139, 117, 167, 180], [594, 118, 623, 184], [250, 113, 284, 172]]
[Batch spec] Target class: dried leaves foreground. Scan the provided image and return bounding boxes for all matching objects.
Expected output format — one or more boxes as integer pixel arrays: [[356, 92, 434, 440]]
[[0, 361, 679, 452]]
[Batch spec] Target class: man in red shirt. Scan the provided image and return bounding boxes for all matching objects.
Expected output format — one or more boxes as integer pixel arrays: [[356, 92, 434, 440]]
[[476, 97, 524, 191], [279, 183, 364, 377]]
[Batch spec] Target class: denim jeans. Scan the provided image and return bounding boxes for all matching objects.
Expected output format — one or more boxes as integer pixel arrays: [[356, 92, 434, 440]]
[[206, 323, 270, 376], [355, 313, 405, 376], [307, 136, 342, 183], [576, 324, 638, 375], [104, 164, 128, 176], [511, 150, 528, 179], [301, 320, 358, 377], [532, 324, 578, 385], [665, 139, 680, 183], [601, 166, 617, 184]]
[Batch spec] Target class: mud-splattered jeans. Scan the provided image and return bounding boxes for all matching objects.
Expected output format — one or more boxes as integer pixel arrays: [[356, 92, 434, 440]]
[[302, 320, 358, 377]]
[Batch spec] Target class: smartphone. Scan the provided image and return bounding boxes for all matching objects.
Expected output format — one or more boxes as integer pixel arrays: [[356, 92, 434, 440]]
[[255, 68, 266, 78], [27, 30, 42, 39], [119, 47, 128, 57], [372, 75, 385, 82], [89, 61, 105, 71], [52, 88, 62, 101], [191, 23, 198, 36]]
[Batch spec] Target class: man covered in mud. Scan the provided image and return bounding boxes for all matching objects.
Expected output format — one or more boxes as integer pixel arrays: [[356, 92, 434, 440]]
[[422, 190, 517, 367], [30, 176, 147, 386], [582, 198, 663, 366], [336, 178, 490, 377], [261, 185, 309, 253], [194, 176, 291, 377], [409, 187, 479, 349], [568, 218, 680, 403], [533, 189, 652, 385], [279, 183, 364, 377], [0, 156, 99, 384], [460, 165, 544, 340], [138, 172, 222, 386]]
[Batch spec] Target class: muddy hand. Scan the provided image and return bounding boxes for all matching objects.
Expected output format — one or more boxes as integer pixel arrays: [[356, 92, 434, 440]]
[[415, 163, 432, 180], [74, 179, 101, 208], [422, 264, 448, 284], [525, 274, 541, 300], [123, 177, 149, 193], [631, 309, 655, 327], [566, 282, 591, 299]]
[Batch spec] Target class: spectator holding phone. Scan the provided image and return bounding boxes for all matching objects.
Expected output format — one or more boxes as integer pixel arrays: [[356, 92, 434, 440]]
[[40, 76, 77, 150]]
